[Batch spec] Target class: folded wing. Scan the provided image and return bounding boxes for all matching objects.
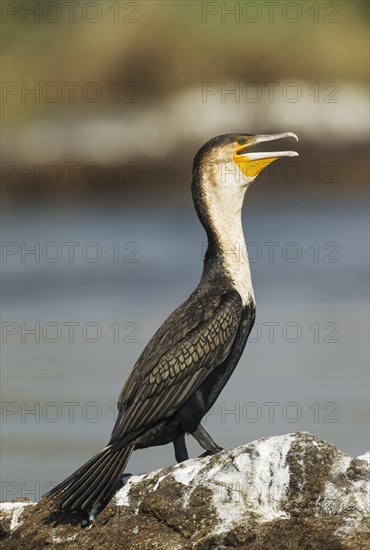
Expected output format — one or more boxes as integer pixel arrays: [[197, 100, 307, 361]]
[[109, 288, 243, 444]]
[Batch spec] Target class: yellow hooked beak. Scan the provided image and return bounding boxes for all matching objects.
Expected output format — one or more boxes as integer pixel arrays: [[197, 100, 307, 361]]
[[233, 132, 299, 179]]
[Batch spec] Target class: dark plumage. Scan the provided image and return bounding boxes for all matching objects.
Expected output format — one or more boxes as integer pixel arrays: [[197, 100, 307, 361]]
[[43, 132, 298, 517]]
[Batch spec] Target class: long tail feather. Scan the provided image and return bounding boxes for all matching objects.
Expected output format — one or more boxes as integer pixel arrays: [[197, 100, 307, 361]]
[[42, 444, 134, 516]]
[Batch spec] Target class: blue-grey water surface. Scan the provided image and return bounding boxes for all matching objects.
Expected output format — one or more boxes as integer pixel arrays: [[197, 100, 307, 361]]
[[1, 198, 369, 501]]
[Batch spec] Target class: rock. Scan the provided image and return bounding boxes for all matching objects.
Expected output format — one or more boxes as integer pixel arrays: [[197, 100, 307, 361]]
[[1, 432, 369, 549]]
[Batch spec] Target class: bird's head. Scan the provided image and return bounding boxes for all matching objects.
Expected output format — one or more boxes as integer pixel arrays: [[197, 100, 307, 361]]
[[193, 132, 298, 188], [192, 132, 299, 239]]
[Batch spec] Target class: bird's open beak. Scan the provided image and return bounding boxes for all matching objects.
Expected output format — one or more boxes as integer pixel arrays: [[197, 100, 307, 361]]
[[233, 132, 299, 179], [236, 132, 299, 160]]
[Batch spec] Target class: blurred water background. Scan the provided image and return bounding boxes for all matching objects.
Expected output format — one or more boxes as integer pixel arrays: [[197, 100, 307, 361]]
[[1, 0, 369, 501]]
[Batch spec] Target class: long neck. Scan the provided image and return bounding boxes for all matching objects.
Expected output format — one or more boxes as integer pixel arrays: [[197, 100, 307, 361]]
[[194, 164, 254, 305]]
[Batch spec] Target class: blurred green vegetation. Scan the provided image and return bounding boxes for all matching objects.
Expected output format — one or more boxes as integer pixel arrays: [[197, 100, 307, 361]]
[[2, 0, 369, 125], [1, 1, 368, 198]]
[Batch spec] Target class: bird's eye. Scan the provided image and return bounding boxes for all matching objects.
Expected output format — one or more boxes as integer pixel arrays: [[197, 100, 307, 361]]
[[237, 137, 246, 145]]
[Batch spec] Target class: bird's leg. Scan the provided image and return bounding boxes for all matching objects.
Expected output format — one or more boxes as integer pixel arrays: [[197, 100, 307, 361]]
[[173, 433, 189, 462], [192, 424, 223, 457]]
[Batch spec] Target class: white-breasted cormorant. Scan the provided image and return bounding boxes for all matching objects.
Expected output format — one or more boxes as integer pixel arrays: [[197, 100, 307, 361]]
[[43, 132, 298, 517]]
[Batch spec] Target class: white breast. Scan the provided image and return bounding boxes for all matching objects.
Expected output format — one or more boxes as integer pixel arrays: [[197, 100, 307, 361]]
[[224, 252, 254, 306]]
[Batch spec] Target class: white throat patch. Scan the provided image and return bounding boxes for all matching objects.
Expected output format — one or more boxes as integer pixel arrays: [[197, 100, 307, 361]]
[[202, 162, 255, 305]]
